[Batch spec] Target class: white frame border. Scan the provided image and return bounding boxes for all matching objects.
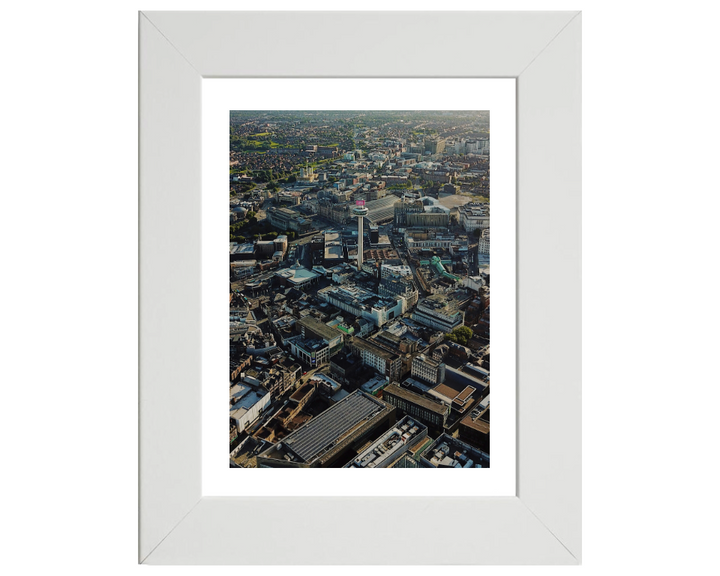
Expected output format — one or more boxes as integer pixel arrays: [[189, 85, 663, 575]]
[[139, 10, 581, 565]]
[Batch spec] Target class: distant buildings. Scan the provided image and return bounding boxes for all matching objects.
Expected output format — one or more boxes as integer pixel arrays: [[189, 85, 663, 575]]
[[458, 202, 490, 232], [230, 112, 491, 468], [478, 228, 490, 255], [404, 229, 456, 250], [267, 207, 312, 233], [394, 197, 424, 226]]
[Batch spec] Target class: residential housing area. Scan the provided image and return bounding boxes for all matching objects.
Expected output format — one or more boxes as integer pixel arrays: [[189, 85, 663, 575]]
[[229, 111, 491, 468]]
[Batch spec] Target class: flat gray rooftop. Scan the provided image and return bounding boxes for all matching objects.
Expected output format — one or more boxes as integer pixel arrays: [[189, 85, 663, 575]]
[[282, 391, 387, 463]]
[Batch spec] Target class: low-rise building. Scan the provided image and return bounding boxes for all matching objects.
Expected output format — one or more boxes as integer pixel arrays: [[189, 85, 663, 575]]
[[298, 316, 344, 358], [344, 416, 428, 468], [458, 202, 490, 232], [458, 400, 490, 453], [229, 382, 272, 434], [381, 263, 412, 279], [288, 337, 332, 368], [256, 390, 395, 468], [274, 262, 322, 289], [267, 207, 312, 233], [381, 383, 450, 432], [379, 276, 418, 310], [412, 295, 465, 332], [318, 284, 405, 328], [350, 337, 403, 381], [419, 433, 490, 468]]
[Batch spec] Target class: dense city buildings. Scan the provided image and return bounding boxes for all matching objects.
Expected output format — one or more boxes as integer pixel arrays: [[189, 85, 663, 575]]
[[229, 111, 491, 470]]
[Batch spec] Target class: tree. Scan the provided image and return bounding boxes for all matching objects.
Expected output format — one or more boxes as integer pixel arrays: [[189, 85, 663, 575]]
[[445, 326, 473, 346], [287, 175, 297, 183]]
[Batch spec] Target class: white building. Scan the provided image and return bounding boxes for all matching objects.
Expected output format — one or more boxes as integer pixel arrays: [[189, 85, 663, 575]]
[[381, 263, 412, 278], [229, 383, 271, 433], [412, 296, 465, 332], [318, 284, 405, 328], [478, 228, 490, 255], [458, 202, 490, 232], [411, 354, 446, 385]]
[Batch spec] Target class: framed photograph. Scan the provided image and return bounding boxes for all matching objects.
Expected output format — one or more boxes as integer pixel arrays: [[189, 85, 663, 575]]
[[139, 11, 581, 565]]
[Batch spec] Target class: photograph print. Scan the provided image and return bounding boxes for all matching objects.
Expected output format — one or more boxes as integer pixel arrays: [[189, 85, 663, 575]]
[[229, 111, 490, 469]]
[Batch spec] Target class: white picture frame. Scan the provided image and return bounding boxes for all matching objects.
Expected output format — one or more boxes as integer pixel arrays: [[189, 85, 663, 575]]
[[139, 10, 581, 565]]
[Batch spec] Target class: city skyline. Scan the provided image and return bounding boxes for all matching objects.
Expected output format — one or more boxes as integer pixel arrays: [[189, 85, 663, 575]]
[[229, 111, 490, 469]]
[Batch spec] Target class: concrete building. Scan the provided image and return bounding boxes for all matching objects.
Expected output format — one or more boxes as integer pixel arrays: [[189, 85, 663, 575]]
[[424, 137, 446, 155], [230, 260, 256, 280], [394, 197, 424, 226], [288, 336, 332, 368], [412, 295, 465, 332], [406, 209, 451, 228], [256, 390, 395, 468], [229, 383, 271, 434], [411, 353, 446, 385], [318, 284, 405, 328], [350, 337, 403, 382], [419, 433, 490, 468], [298, 316, 344, 358], [478, 228, 490, 255], [274, 263, 322, 288], [404, 229, 456, 250], [267, 207, 312, 233], [458, 202, 490, 232], [458, 400, 490, 453], [381, 263, 412, 279], [274, 235, 288, 254], [381, 383, 450, 432], [360, 375, 390, 396], [323, 230, 345, 265], [344, 416, 428, 468], [229, 242, 256, 261], [379, 276, 419, 310], [288, 317, 345, 368]]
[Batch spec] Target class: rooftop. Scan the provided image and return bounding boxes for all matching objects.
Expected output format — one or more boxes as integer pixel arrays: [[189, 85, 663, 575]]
[[345, 415, 427, 468], [352, 337, 399, 361], [229, 384, 269, 419], [420, 433, 490, 468], [383, 383, 449, 415], [299, 316, 344, 343], [274, 265, 321, 285], [276, 391, 390, 464]]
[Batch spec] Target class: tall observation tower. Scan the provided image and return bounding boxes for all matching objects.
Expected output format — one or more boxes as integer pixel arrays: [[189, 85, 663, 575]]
[[352, 200, 370, 271]]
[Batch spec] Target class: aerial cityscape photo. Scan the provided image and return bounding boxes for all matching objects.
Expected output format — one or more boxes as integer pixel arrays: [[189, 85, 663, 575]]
[[229, 111, 490, 469]]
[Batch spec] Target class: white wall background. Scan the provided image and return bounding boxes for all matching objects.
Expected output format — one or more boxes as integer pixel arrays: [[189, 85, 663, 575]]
[[2, 1, 718, 575]]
